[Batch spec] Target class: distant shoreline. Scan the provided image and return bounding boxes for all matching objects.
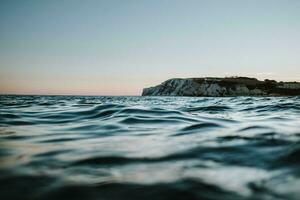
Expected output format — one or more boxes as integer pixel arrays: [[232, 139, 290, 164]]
[[142, 77, 300, 97]]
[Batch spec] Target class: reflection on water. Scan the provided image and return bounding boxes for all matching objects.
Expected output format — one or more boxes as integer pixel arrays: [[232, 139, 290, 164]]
[[0, 95, 300, 200]]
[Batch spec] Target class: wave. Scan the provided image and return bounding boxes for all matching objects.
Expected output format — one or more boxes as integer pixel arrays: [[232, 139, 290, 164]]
[[0, 95, 300, 200], [183, 105, 232, 112]]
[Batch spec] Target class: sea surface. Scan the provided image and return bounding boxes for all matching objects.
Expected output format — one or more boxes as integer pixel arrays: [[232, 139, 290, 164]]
[[0, 95, 300, 200]]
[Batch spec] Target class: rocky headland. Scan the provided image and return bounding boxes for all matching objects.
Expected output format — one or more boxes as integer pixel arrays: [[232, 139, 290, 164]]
[[142, 77, 300, 96]]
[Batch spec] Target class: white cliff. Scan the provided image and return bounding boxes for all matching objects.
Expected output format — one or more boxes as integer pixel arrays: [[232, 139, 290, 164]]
[[142, 77, 300, 96]]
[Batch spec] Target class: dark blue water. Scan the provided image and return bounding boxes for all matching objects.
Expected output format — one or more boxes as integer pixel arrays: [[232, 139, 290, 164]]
[[1, 95, 300, 200]]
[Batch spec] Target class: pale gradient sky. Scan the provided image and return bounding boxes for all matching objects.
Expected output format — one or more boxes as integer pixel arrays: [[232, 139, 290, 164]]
[[1, 0, 300, 95]]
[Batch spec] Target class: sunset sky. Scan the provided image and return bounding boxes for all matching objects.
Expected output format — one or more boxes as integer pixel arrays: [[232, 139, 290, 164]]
[[1, 0, 300, 95]]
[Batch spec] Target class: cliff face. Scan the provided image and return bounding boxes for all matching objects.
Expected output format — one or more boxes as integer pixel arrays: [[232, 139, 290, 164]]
[[142, 77, 300, 96]]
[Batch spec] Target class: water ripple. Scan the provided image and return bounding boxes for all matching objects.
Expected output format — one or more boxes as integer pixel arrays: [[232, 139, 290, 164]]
[[0, 95, 300, 200]]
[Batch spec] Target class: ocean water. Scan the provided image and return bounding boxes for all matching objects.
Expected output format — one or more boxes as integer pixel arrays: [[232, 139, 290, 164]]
[[0, 95, 300, 200]]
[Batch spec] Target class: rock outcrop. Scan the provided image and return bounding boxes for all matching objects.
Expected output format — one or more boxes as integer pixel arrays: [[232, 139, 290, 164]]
[[142, 77, 300, 96]]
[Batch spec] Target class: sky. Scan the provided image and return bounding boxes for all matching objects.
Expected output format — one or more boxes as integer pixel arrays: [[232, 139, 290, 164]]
[[0, 0, 300, 95]]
